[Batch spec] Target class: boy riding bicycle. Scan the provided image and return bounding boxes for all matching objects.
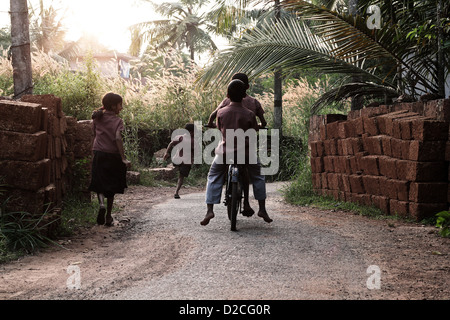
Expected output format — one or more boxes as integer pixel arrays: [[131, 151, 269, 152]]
[[201, 79, 273, 226]]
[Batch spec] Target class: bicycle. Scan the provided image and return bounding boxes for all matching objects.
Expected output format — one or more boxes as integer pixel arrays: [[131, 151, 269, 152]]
[[223, 163, 245, 231], [204, 124, 267, 231]]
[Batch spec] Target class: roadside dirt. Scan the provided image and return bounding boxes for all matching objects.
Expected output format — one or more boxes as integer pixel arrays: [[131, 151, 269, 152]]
[[0, 183, 449, 300]]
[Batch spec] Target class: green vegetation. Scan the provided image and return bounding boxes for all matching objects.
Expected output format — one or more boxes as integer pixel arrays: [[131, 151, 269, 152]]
[[436, 211, 450, 238]]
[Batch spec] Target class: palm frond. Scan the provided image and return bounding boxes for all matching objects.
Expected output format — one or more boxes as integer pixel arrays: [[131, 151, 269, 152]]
[[282, 0, 438, 93], [311, 81, 400, 114], [198, 17, 396, 89]]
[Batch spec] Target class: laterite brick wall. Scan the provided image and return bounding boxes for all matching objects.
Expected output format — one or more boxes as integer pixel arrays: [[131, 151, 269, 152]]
[[0, 95, 93, 223], [309, 99, 450, 221]]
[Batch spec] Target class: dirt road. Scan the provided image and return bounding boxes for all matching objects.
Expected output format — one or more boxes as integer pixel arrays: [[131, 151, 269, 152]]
[[1, 182, 449, 300]]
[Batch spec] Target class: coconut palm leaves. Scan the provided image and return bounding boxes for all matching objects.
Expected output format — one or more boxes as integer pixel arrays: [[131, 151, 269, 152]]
[[129, 0, 217, 60], [199, 0, 448, 113]]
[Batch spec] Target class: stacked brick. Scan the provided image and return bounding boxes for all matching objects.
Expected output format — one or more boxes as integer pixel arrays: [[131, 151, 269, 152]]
[[0, 99, 54, 216], [20, 94, 70, 210], [0, 95, 94, 223], [309, 99, 450, 221]]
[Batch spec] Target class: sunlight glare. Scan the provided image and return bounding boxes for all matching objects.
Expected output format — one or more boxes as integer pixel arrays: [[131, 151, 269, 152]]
[[64, 0, 158, 53]]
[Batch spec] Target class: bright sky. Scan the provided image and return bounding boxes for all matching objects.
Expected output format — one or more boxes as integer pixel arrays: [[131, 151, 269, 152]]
[[0, 0, 162, 53]]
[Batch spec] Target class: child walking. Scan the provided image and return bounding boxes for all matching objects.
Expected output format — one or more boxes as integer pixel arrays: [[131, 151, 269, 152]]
[[89, 92, 131, 226], [163, 123, 195, 199]]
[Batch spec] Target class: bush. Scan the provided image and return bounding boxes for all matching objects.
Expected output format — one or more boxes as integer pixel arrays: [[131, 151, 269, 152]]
[[436, 211, 450, 238]]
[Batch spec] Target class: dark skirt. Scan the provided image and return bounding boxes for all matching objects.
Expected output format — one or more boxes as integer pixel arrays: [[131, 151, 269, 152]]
[[88, 150, 127, 198]]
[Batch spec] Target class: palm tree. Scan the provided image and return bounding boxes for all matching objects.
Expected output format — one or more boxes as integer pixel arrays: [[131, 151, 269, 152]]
[[29, 0, 67, 54], [199, 0, 449, 113], [129, 0, 218, 61]]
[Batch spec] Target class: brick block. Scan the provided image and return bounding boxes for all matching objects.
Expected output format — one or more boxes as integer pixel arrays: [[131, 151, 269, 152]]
[[377, 110, 412, 135], [378, 156, 397, 179], [326, 121, 341, 139], [316, 141, 325, 157], [423, 99, 450, 123], [395, 160, 409, 181], [349, 156, 358, 174], [341, 139, 353, 156], [327, 173, 341, 190], [409, 182, 448, 203], [0, 159, 51, 191], [405, 161, 447, 182], [323, 156, 333, 172], [408, 140, 446, 161], [361, 155, 380, 176], [353, 193, 372, 206], [399, 120, 412, 140], [310, 157, 324, 173], [389, 199, 409, 217], [363, 135, 383, 155], [380, 136, 392, 157], [351, 137, 364, 154], [349, 174, 365, 194], [343, 120, 357, 137], [355, 152, 368, 173], [411, 119, 449, 141], [409, 202, 448, 221], [0, 100, 43, 134], [311, 173, 322, 189], [354, 117, 364, 135], [390, 138, 406, 159], [362, 116, 379, 135], [400, 140, 412, 160], [360, 105, 392, 118], [341, 174, 351, 192], [0, 130, 47, 162], [392, 179, 410, 201], [321, 173, 328, 189], [363, 175, 381, 195], [343, 156, 352, 174], [392, 115, 427, 139], [338, 122, 346, 139], [382, 179, 398, 199], [0, 187, 46, 215], [371, 195, 390, 213], [76, 120, 94, 141], [337, 139, 343, 155], [310, 141, 318, 157], [323, 139, 338, 155], [21, 94, 64, 118], [320, 125, 327, 140], [335, 156, 347, 173]]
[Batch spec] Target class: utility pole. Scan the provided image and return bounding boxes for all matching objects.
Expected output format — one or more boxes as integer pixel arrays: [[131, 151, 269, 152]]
[[10, 0, 33, 99]]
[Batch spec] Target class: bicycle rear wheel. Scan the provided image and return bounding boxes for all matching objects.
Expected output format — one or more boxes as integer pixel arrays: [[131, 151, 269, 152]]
[[230, 181, 239, 231]]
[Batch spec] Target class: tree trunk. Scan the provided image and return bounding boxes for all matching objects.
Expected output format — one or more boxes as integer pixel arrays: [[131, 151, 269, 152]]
[[273, 0, 283, 137], [10, 0, 33, 99], [437, 0, 445, 97], [348, 0, 363, 110]]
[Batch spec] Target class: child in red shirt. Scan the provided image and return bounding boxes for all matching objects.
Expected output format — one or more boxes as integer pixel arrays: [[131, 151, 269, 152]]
[[89, 92, 131, 226]]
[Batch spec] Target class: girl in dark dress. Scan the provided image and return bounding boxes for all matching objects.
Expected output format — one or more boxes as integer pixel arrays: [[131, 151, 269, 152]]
[[89, 92, 131, 226]]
